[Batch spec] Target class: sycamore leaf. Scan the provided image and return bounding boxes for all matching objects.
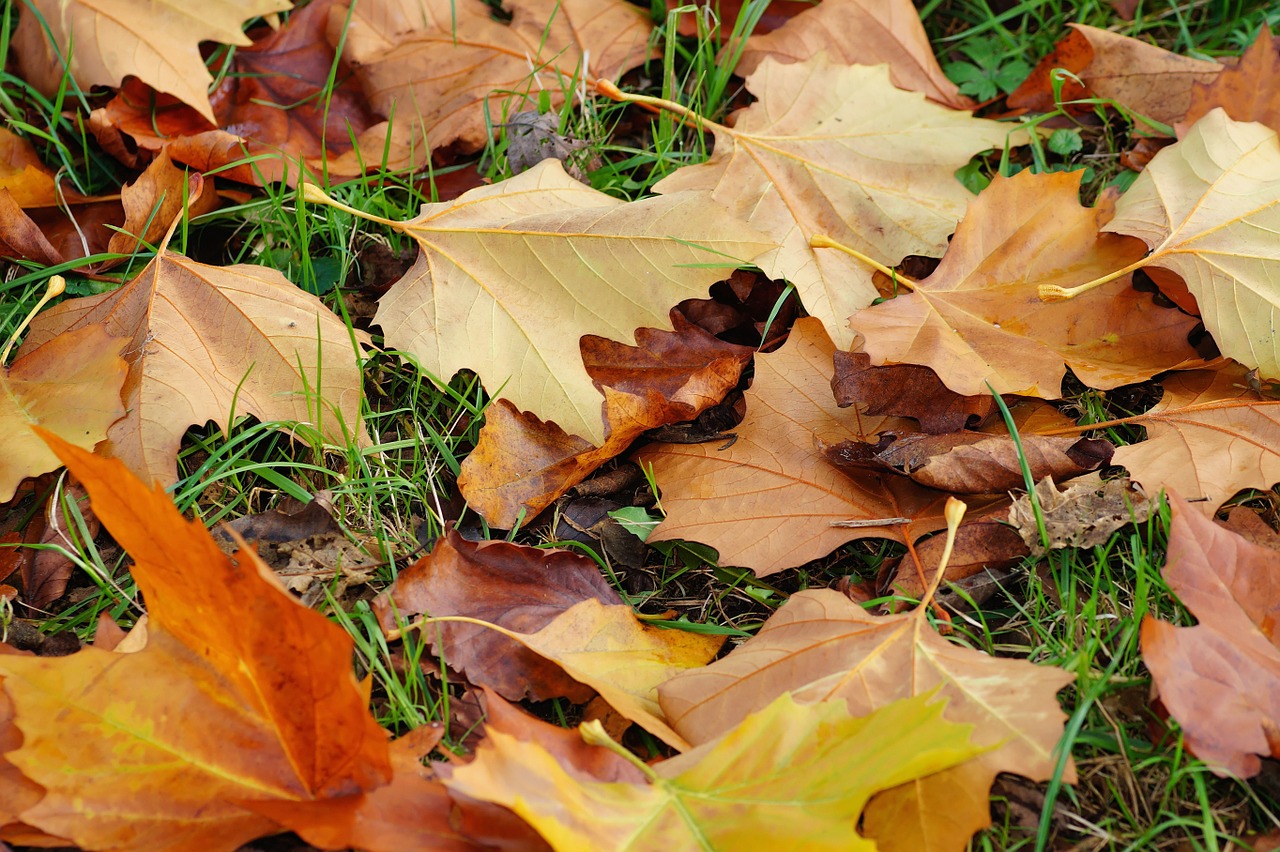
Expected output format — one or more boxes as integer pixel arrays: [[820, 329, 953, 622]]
[[0, 647, 45, 841], [1141, 494, 1280, 777], [105, 150, 218, 259], [330, 0, 655, 168], [635, 317, 957, 576], [13, 0, 292, 124], [447, 691, 984, 851], [736, 0, 972, 109], [1179, 25, 1280, 135], [1104, 109, 1280, 380], [658, 589, 1074, 851], [0, 433, 391, 850], [1, 324, 126, 502], [848, 169, 1203, 397], [1113, 364, 1280, 515], [653, 53, 1020, 348], [18, 248, 367, 486], [0, 127, 85, 208], [366, 159, 772, 445]]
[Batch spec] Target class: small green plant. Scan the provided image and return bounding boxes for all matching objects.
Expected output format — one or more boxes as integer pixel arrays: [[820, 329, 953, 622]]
[[943, 33, 1033, 101]]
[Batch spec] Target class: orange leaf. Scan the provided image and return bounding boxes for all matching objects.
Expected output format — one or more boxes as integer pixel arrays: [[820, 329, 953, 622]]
[[1180, 25, 1280, 135], [0, 432, 392, 849]]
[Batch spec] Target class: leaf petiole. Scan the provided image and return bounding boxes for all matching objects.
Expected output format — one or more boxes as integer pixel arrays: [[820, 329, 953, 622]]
[[809, 235, 919, 290]]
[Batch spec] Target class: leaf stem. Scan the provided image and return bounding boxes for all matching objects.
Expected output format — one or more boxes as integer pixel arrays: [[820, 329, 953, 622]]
[[2, 275, 65, 364], [809, 235, 918, 290], [594, 79, 730, 135], [301, 182, 402, 229], [920, 497, 967, 609], [1037, 255, 1150, 301], [579, 721, 661, 781]]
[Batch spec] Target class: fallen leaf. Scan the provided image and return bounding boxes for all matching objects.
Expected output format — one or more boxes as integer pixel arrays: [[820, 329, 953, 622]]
[[447, 691, 984, 851], [658, 589, 1075, 851], [0, 647, 45, 839], [18, 247, 367, 486], [1008, 475, 1150, 557], [0, 432, 392, 849], [880, 515, 1028, 602], [363, 159, 771, 445], [1, 324, 126, 502], [457, 312, 752, 527], [666, 0, 812, 41], [736, 0, 973, 109], [1220, 505, 1280, 551], [637, 317, 969, 576], [0, 128, 85, 208], [848, 169, 1204, 397], [1140, 494, 1280, 777], [105, 150, 218, 259], [1113, 364, 1280, 515], [1179, 26, 1280, 135], [374, 529, 622, 702], [1008, 24, 1220, 129], [22, 479, 100, 608], [833, 351, 996, 433], [13, 0, 292, 123], [1103, 109, 1280, 379], [653, 53, 1019, 348]]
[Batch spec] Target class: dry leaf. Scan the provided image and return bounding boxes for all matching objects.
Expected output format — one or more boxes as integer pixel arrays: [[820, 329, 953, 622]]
[[367, 159, 771, 445], [1008, 475, 1150, 557], [0, 646, 45, 841], [881, 516, 1028, 602], [736, 0, 972, 109], [655, 54, 1019, 348], [0, 128, 85, 208], [457, 312, 752, 527], [18, 248, 367, 486], [1180, 26, 1280, 135], [1141, 494, 1280, 777], [833, 351, 996, 433], [658, 589, 1075, 851], [1, 325, 126, 502], [848, 169, 1203, 398], [0, 433, 392, 849], [447, 691, 984, 851], [105, 150, 218, 259], [14, 0, 293, 123]]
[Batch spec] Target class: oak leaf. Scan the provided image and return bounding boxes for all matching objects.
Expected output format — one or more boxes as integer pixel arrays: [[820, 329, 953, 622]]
[[18, 247, 367, 486], [1, 324, 126, 502], [14, 0, 292, 123], [1104, 109, 1280, 380], [736, 0, 972, 109], [457, 312, 752, 527], [654, 54, 1019, 348], [1179, 26, 1280, 135], [447, 691, 984, 851], [636, 317, 961, 576], [364, 159, 772, 445], [848, 169, 1204, 397], [0, 433, 392, 850], [658, 589, 1075, 851], [1140, 494, 1280, 777]]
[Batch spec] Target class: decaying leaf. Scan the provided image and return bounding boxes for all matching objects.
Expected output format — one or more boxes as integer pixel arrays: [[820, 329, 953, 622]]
[[833, 351, 996, 433], [365, 159, 771, 445], [448, 691, 984, 851], [1141, 494, 1280, 777], [1, 324, 126, 502], [1008, 475, 1150, 556], [1179, 25, 1280, 135], [736, 0, 972, 109], [653, 53, 1019, 348], [848, 169, 1203, 398], [637, 318, 954, 576], [0, 433, 392, 849], [659, 589, 1075, 851]]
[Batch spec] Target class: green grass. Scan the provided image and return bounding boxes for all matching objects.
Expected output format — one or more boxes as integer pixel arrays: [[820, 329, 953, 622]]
[[3, 0, 1280, 848]]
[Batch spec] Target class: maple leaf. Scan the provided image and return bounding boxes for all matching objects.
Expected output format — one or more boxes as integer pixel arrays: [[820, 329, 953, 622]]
[[638, 53, 1019, 348], [106, 150, 219, 259], [637, 317, 969, 576], [658, 589, 1075, 851], [457, 312, 752, 527], [1179, 25, 1280, 134], [1112, 364, 1280, 515], [329, 0, 654, 169], [1, 322, 126, 502], [447, 690, 984, 851], [1140, 494, 1280, 777], [1008, 24, 1220, 129], [314, 160, 770, 446], [13, 0, 292, 124], [17, 245, 367, 486], [847, 169, 1204, 397], [0, 647, 44, 842], [736, 0, 973, 109], [0, 127, 86, 208], [0, 433, 392, 849], [1074, 109, 1280, 379], [665, 0, 812, 41]]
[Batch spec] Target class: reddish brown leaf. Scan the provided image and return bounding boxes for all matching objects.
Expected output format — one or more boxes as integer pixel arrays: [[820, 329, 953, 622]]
[[21, 479, 99, 609], [1180, 25, 1280, 136], [373, 529, 622, 702], [666, 0, 812, 40], [106, 150, 217, 257], [882, 516, 1028, 601], [832, 351, 996, 433], [1140, 494, 1280, 777]]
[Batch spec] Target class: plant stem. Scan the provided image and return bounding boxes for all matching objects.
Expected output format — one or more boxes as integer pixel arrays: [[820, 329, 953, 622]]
[[2, 275, 65, 364], [810, 235, 919, 290], [594, 79, 730, 135], [1037, 256, 1150, 301]]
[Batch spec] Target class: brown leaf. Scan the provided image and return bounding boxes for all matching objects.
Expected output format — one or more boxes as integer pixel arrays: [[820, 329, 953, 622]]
[[1007, 475, 1150, 557], [833, 351, 996, 433], [847, 169, 1204, 398], [458, 312, 752, 527], [1140, 494, 1280, 777], [374, 529, 622, 702], [658, 589, 1075, 851], [880, 514, 1027, 602], [0, 128, 85, 208], [22, 479, 100, 609], [666, 0, 812, 40], [105, 151, 217, 258], [1180, 26, 1280, 135], [1008, 24, 1220, 129], [637, 317, 956, 576]]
